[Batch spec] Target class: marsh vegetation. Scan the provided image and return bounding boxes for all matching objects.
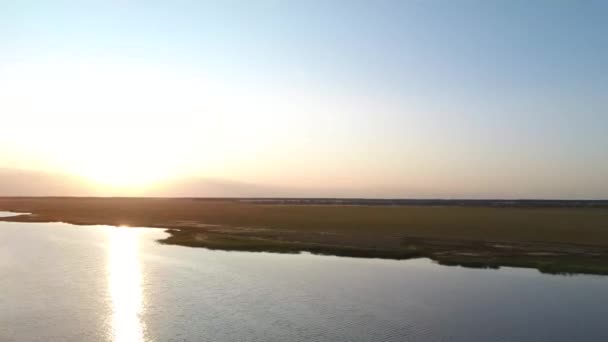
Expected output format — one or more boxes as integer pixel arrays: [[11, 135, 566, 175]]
[[1, 197, 607, 274]]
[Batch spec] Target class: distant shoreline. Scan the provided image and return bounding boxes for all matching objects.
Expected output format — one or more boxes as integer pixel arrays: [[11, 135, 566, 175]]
[[1, 196, 608, 208], [1, 197, 607, 275]]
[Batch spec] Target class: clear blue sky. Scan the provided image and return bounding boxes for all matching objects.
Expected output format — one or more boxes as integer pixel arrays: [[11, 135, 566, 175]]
[[0, 1, 607, 198]]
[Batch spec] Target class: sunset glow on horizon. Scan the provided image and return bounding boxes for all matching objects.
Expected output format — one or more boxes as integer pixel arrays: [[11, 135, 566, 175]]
[[1, 1, 607, 198]]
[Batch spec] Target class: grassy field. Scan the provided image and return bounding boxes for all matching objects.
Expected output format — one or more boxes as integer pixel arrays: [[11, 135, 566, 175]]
[[1, 197, 608, 274]]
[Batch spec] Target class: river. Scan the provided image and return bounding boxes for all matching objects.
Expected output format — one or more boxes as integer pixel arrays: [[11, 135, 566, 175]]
[[1, 216, 607, 341]]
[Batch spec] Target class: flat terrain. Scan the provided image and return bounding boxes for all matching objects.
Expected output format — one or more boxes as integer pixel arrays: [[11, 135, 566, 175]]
[[1, 197, 608, 274]]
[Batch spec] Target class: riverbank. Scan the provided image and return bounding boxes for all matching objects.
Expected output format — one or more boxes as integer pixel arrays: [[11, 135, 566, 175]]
[[1, 197, 607, 274]]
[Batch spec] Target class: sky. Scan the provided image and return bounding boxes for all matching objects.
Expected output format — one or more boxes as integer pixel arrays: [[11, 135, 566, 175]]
[[0, 1, 607, 198]]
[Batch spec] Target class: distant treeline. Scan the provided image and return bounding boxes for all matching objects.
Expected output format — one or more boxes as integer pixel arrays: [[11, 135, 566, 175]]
[[235, 198, 608, 208]]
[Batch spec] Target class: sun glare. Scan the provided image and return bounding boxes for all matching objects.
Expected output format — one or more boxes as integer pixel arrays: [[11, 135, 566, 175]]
[[107, 228, 145, 342], [79, 161, 164, 189], [68, 147, 176, 192], [0, 60, 225, 191], [1, 59, 299, 192]]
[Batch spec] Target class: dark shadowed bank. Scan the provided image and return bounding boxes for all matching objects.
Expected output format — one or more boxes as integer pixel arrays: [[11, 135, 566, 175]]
[[1, 197, 607, 275]]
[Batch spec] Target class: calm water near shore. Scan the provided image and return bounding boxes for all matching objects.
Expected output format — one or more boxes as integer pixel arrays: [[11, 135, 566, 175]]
[[1, 218, 607, 342]]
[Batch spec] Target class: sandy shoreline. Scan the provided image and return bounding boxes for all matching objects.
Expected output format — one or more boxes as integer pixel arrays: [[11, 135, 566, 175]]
[[1, 197, 607, 275]]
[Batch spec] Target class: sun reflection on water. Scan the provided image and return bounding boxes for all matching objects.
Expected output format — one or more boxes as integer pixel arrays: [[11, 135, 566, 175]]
[[107, 228, 145, 342]]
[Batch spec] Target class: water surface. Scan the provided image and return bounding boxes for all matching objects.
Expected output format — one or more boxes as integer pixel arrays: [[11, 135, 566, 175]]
[[0, 211, 28, 218], [1, 221, 607, 341]]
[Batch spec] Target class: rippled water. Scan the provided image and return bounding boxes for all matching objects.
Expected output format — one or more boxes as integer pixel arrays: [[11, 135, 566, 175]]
[[1, 219, 607, 342]]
